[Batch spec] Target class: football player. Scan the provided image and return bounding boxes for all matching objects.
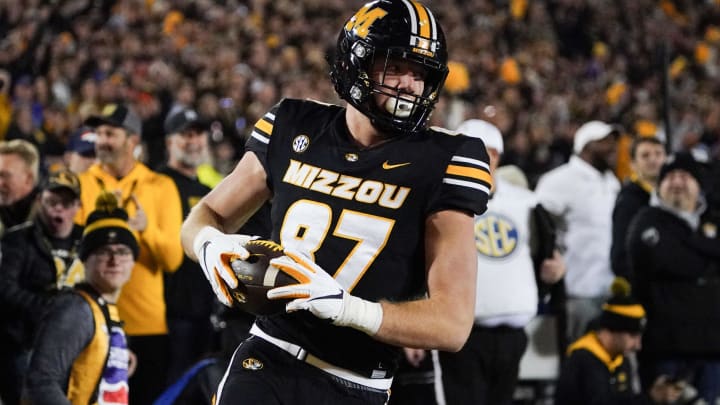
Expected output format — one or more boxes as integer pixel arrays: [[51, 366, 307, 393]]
[[180, 1, 492, 403]]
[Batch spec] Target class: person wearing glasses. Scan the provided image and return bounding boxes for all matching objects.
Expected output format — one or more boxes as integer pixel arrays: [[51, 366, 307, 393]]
[[0, 168, 83, 405], [24, 191, 139, 404], [78, 103, 184, 403]]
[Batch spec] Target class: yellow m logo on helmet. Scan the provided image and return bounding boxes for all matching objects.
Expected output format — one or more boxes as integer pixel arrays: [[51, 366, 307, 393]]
[[345, 5, 388, 39]]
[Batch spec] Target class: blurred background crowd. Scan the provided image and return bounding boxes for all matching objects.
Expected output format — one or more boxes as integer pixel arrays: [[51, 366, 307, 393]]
[[1, 0, 719, 179], [1, 0, 720, 403]]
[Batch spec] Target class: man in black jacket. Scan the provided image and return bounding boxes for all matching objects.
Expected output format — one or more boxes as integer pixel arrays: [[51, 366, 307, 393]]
[[611, 136, 666, 279], [627, 152, 720, 403], [0, 168, 83, 405]]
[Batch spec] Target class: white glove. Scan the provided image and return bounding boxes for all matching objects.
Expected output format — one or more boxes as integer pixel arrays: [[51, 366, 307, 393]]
[[192, 226, 256, 307], [267, 249, 383, 335]]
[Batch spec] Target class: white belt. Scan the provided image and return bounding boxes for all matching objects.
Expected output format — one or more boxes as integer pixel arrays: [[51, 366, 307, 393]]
[[250, 323, 393, 390]]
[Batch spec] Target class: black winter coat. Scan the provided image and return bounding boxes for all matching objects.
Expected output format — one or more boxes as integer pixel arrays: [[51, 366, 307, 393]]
[[0, 220, 83, 350], [611, 178, 652, 279], [627, 205, 720, 357]]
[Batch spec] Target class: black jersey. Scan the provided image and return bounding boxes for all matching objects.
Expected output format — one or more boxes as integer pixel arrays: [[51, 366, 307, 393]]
[[246, 98, 491, 377]]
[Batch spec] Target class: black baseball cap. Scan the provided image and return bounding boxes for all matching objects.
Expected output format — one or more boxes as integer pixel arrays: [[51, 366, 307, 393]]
[[43, 169, 81, 198], [164, 108, 207, 135], [85, 103, 142, 136]]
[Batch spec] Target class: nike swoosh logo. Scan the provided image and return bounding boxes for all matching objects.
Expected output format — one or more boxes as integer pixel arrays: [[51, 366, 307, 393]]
[[201, 241, 211, 268], [308, 291, 344, 302], [382, 161, 411, 170]]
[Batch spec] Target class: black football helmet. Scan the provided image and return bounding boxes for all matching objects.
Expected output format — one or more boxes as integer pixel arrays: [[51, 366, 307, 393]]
[[330, 0, 449, 134]]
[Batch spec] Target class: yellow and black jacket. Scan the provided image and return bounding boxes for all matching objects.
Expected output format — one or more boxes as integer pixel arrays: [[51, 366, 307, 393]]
[[555, 332, 652, 405], [25, 284, 130, 404]]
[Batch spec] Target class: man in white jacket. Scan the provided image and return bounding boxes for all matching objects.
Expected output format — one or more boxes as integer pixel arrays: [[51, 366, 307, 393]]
[[436, 120, 566, 405], [535, 121, 620, 345]]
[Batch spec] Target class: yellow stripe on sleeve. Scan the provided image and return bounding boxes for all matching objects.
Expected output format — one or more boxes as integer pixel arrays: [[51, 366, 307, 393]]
[[446, 165, 493, 185], [255, 118, 273, 136]]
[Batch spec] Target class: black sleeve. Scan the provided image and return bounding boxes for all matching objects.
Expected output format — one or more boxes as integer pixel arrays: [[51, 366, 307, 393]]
[[430, 133, 492, 216], [626, 209, 657, 295], [0, 235, 52, 317], [245, 101, 283, 190], [25, 293, 94, 404], [531, 203, 559, 297], [611, 192, 641, 279]]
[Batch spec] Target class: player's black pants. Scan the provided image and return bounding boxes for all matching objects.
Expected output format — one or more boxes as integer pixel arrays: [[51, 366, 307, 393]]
[[216, 336, 390, 405], [436, 325, 527, 405]]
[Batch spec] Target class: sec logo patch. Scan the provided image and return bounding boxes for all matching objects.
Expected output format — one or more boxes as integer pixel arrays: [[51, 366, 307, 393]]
[[292, 135, 310, 153]]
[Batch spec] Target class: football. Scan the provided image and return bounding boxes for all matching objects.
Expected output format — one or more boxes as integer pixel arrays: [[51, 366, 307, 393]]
[[229, 239, 296, 316]]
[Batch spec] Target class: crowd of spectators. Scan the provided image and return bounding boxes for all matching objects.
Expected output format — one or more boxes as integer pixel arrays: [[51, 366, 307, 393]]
[[1, 0, 720, 403], [1, 0, 719, 181]]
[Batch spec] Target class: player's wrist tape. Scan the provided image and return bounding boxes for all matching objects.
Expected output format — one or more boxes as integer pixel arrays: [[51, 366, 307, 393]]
[[334, 294, 383, 336], [193, 226, 224, 258]]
